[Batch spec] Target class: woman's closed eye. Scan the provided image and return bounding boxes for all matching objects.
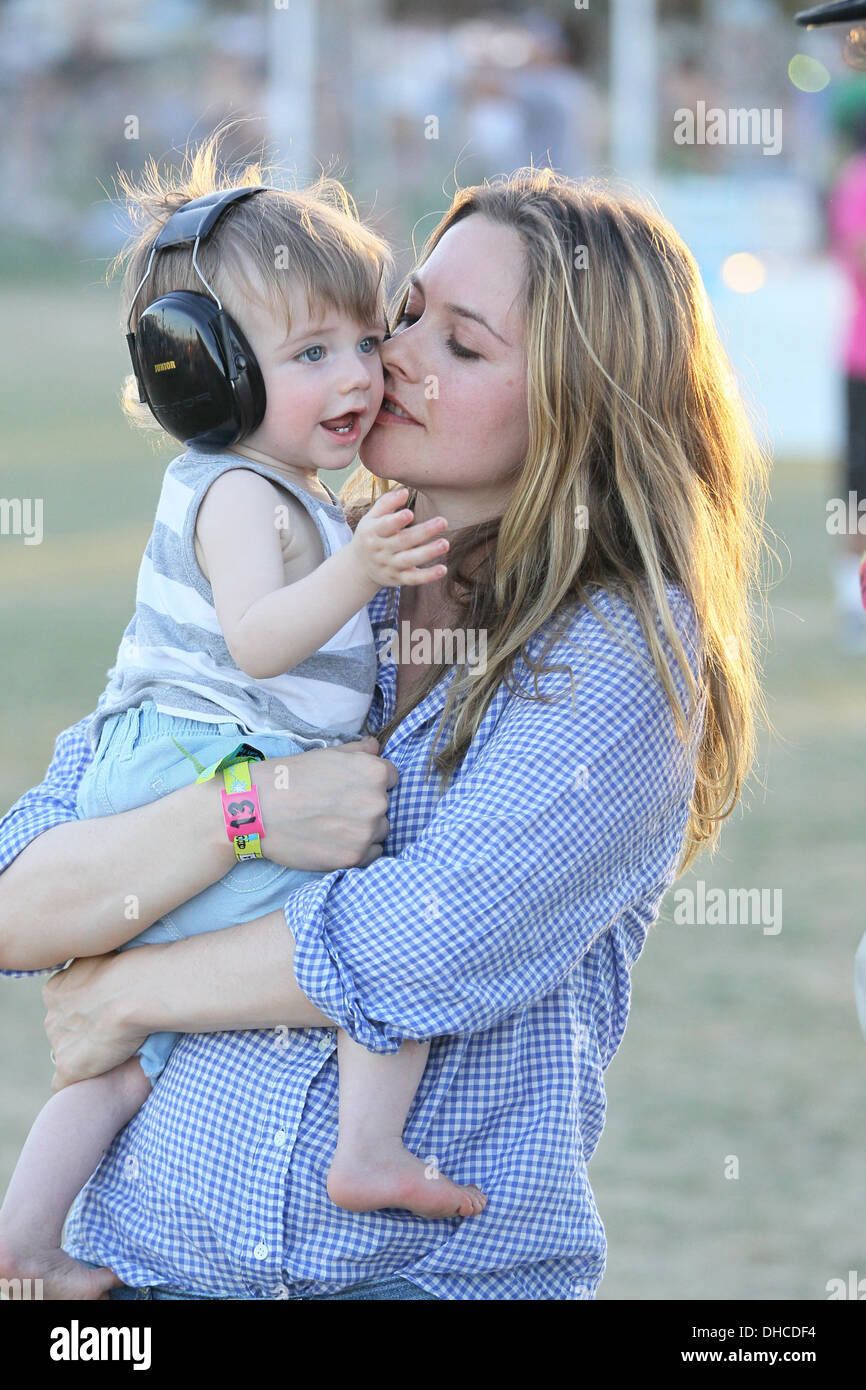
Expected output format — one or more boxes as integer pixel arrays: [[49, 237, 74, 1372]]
[[445, 335, 480, 361], [393, 310, 481, 360]]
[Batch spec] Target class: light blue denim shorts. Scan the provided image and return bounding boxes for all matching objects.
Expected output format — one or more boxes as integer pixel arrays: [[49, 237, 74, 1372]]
[[76, 700, 327, 1083]]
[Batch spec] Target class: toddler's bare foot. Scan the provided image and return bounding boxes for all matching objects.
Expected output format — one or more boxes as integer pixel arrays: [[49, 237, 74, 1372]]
[[0, 1230, 122, 1301], [327, 1135, 488, 1218]]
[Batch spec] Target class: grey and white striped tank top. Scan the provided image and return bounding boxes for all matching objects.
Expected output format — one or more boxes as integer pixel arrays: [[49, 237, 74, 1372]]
[[86, 448, 378, 753]]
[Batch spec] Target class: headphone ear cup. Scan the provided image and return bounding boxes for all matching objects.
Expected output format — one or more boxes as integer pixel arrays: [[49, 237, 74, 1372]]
[[134, 291, 266, 449], [217, 311, 266, 441]]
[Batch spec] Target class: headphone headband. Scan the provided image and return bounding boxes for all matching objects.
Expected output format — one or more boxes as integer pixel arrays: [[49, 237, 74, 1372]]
[[153, 186, 268, 249], [128, 185, 269, 330]]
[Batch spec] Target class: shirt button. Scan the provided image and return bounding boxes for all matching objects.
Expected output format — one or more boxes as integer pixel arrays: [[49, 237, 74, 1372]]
[[253, 1242, 269, 1260], [273, 1128, 287, 1147], [318, 1036, 332, 1051]]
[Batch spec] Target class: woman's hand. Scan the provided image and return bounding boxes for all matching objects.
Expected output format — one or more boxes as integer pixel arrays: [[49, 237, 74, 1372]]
[[43, 953, 150, 1092], [42, 911, 338, 1089], [254, 735, 398, 870]]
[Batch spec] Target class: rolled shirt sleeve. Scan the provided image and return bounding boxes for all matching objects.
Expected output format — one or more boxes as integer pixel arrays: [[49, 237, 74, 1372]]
[[0, 713, 95, 977], [286, 593, 702, 1053]]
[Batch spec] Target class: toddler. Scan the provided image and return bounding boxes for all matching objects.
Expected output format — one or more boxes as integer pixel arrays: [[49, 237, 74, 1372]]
[[0, 157, 486, 1299]]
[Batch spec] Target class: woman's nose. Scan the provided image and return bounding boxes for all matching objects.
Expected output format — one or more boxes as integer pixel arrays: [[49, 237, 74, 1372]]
[[379, 327, 420, 382]]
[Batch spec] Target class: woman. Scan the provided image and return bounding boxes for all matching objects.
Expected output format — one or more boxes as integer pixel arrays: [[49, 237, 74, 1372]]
[[0, 167, 766, 1301]]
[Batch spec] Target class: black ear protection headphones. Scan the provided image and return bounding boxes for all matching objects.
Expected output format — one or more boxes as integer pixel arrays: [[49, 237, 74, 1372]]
[[125, 186, 270, 450]]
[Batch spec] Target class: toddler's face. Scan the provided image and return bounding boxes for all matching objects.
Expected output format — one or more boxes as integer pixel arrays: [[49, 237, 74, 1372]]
[[236, 285, 385, 472]]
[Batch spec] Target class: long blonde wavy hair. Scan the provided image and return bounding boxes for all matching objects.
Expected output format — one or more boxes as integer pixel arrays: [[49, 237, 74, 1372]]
[[341, 169, 769, 872]]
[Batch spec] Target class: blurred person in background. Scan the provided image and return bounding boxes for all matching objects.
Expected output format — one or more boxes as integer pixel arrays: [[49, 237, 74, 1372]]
[[513, 13, 603, 179], [459, 64, 526, 183], [455, 14, 602, 186], [796, 0, 866, 1043], [828, 109, 866, 652]]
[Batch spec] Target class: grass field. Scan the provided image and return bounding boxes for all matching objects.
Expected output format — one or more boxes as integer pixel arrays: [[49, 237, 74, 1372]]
[[1, 279, 864, 1300]]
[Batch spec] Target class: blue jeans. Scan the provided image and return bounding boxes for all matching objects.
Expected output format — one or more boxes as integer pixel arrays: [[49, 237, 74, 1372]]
[[76, 1259, 439, 1300], [76, 700, 327, 1082]]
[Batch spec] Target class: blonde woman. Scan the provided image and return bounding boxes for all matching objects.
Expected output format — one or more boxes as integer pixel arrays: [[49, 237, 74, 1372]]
[[0, 165, 765, 1302]]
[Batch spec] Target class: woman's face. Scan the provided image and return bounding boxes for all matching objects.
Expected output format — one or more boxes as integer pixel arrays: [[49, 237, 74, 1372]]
[[359, 213, 530, 516]]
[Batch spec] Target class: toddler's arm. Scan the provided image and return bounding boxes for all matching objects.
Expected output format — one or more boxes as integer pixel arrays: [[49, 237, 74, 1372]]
[[195, 474, 449, 679]]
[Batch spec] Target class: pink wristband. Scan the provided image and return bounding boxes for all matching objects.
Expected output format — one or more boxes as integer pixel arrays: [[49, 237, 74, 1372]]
[[221, 784, 265, 843]]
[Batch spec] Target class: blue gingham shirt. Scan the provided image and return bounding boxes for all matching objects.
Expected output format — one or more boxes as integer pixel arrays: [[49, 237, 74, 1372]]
[[0, 582, 702, 1301]]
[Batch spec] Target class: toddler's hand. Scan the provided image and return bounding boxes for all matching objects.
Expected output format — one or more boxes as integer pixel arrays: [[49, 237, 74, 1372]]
[[351, 488, 449, 589]]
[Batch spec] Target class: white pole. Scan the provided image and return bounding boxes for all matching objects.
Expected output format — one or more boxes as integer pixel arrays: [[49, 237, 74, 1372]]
[[267, 0, 317, 183], [610, 0, 657, 186]]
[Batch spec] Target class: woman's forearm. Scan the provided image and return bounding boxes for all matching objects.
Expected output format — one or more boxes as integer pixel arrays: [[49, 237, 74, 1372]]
[[0, 777, 234, 971], [115, 910, 334, 1038], [43, 910, 334, 1090], [1, 737, 394, 974]]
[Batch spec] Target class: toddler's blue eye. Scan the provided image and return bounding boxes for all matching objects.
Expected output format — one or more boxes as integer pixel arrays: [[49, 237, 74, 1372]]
[[298, 345, 325, 363], [359, 336, 382, 354]]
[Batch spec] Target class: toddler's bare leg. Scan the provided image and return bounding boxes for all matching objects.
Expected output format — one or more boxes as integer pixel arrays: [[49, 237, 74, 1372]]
[[0, 1055, 151, 1299], [325, 1030, 487, 1218]]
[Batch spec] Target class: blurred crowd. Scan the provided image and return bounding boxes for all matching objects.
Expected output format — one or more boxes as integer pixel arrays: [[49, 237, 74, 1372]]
[[6, 0, 866, 550], [0, 0, 852, 259], [1, 0, 607, 256]]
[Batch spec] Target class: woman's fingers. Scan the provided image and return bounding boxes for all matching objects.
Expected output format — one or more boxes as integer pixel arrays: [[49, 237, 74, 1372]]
[[50, 1060, 74, 1094], [47, 1035, 84, 1092], [340, 734, 380, 756], [41, 953, 145, 1088], [356, 843, 384, 867], [255, 741, 398, 870]]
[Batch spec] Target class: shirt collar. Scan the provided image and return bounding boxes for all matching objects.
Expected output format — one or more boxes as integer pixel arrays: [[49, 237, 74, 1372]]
[[367, 586, 459, 756]]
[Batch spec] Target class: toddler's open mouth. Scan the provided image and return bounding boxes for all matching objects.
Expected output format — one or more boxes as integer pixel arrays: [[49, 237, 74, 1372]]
[[320, 410, 363, 445]]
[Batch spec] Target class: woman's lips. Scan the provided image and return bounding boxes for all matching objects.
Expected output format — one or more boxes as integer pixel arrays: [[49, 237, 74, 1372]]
[[374, 401, 422, 426]]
